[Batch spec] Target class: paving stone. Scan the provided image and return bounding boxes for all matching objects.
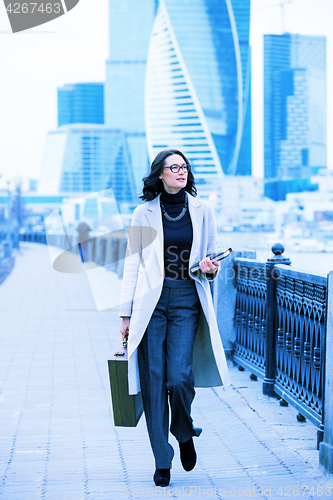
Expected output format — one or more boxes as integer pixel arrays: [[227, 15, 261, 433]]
[[0, 243, 331, 498]]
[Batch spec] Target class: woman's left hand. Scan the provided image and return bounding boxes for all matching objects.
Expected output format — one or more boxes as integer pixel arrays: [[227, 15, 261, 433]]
[[198, 257, 220, 274]]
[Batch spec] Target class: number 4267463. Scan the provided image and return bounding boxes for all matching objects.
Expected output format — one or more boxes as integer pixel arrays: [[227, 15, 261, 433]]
[[6, 3, 62, 14]]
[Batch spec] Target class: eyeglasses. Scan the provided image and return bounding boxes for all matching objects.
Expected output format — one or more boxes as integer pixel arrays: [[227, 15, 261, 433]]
[[164, 163, 190, 173]]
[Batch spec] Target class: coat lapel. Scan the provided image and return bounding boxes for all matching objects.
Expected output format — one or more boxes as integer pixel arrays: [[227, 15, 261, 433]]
[[144, 194, 164, 274], [188, 194, 204, 270], [143, 192, 204, 276]]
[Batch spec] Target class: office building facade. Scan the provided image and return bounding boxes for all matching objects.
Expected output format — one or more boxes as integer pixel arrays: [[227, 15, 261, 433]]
[[105, 0, 156, 197], [105, 0, 252, 202], [58, 83, 104, 127], [145, 0, 251, 201], [38, 125, 136, 207], [264, 34, 326, 200]]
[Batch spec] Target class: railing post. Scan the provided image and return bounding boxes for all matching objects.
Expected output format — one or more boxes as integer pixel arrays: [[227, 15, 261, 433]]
[[319, 271, 333, 472], [3, 240, 13, 258], [263, 243, 291, 396]]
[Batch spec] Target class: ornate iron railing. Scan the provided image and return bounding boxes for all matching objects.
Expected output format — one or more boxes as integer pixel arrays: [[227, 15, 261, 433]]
[[233, 252, 328, 442], [19, 232, 47, 243], [234, 260, 266, 377], [274, 266, 326, 429]]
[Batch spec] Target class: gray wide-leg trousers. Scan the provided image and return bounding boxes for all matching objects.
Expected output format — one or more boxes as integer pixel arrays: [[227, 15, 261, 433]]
[[138, 277, 202, 469]]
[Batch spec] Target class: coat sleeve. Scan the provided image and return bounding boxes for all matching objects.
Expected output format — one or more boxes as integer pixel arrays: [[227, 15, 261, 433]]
[[119, 206, 143, 317], [189, 201, 220, 282], [204, 202, 220, 282]]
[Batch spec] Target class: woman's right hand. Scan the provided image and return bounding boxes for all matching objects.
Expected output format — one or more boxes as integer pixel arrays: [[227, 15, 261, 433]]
[[120, 317, 130, 341]]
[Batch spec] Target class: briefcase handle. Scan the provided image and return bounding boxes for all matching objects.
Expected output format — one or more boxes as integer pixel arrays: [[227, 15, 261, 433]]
[[114, 336, 128, 356]]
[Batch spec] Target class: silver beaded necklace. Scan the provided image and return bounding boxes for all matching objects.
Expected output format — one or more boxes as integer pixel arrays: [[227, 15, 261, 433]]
[[160, 191, 188, 222]]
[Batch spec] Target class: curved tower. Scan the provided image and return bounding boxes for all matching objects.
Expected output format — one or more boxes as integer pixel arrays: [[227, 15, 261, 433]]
[[145, 0, 251, 198]]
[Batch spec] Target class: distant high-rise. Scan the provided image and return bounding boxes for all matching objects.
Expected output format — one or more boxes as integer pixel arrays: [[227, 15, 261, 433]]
[[264, 34, 326, 200], [232, 0, 252, 178], [38, 124, 136, 206], [52, 84, 138, 207], [105, 0, 156, 197], [105, 0, 252, 203], [58, 83, 104, 127], [146, 0, 252, 200]]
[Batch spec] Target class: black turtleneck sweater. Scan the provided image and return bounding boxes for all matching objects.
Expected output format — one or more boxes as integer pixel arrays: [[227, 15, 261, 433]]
[[160, 187, 193, 280]]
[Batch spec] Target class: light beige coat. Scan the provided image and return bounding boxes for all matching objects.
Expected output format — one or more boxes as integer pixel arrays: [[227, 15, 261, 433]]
[[119, 192, 230, 395]]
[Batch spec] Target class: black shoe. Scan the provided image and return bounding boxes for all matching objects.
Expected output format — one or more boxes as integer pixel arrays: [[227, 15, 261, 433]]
[[179, 438, 196, 471], [153, 468, 170, 487]]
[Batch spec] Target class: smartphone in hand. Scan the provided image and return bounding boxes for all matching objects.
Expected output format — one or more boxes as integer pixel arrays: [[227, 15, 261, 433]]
[[190, 248, 233, 273]]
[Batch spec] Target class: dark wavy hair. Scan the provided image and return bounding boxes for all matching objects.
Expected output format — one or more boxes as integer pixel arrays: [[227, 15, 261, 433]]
[[139, 149, 197, 202]]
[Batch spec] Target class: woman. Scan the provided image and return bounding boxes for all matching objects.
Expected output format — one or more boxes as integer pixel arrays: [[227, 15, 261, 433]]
[[119, 149, 230, 487]]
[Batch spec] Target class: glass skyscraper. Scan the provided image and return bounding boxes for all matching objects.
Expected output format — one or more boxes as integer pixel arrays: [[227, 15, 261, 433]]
[[105, 0, 252, 202], [232, 0, 252, 177], [264, 34, 326, 200], [105, 0, 156, 197], [58, 83, 104, 127], [38, 125, 136, 207], [145, 0, 251, 200]]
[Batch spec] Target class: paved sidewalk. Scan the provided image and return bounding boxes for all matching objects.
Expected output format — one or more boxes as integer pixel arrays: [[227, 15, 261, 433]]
[[0, 243, 332, 500]]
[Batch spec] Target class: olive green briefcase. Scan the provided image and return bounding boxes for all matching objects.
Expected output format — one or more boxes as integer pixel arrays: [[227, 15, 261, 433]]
[[108, 338, 143, 427]]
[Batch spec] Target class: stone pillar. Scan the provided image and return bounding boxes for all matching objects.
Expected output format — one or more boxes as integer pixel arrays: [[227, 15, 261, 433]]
[[3, 240, 13, 257], [87, 240, 95, 262], [95, 237, 106, 266], [319, 271, 333, 473], [109, 238, 119, 273], [104, 236, 113, 267], [117, 237, 127, 279]]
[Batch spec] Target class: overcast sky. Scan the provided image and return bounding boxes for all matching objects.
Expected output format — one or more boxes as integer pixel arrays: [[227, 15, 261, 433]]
[[0, 0, 332, 187]]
